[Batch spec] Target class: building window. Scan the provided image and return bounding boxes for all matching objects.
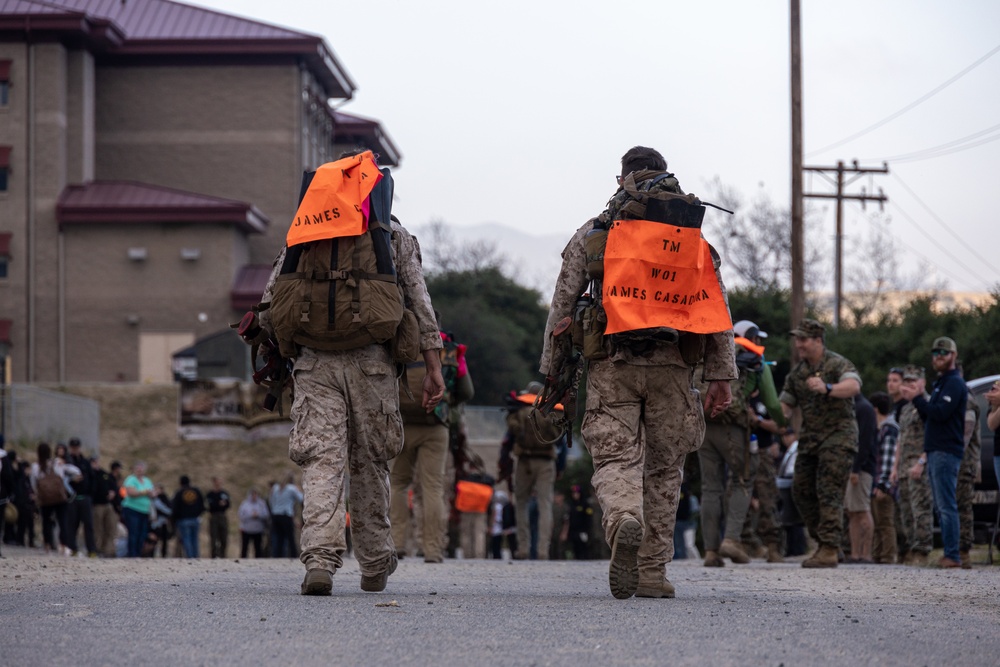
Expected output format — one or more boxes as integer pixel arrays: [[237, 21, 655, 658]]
[[0, 60, 9, 107], [0, 232, 9, 279]]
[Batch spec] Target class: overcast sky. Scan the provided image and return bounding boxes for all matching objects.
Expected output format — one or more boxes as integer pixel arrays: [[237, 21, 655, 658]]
[[196, 0, 1000, 294]]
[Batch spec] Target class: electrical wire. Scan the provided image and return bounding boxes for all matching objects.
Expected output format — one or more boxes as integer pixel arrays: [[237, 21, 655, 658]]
[[861, 122, 1000, 163], [806, 42, 1000, 157], [848, 202, 984, 292], [891, 172, 998, 278]]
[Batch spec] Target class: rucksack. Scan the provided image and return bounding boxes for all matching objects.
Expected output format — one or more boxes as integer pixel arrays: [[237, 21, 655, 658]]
[[507, 404, 561, 458], [398, 333, 473, 426], [579, 170, 727, 360], [37, 465, 69, 508], [265, 162, 419, 362]]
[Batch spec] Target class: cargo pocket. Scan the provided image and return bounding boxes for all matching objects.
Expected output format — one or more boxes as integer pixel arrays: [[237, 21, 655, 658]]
[[287, 355, 335, 465], [359, 358, 404, 462]]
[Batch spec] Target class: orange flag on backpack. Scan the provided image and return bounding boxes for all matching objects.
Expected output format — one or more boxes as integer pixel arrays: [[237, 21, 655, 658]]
[[602, 219, 732, 335], [286, 151, 383, 247]]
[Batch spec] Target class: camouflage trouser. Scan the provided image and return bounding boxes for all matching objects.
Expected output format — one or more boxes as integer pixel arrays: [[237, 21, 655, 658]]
[[897, 455, 934, 555], [289, 345, 403, 577], [582, 359, 704, 581], [514, 456, 555, 559], [871, 492, 897, 564], [390, 422, 449, 561], [792, 441, 855, 549], [956, 453, 979, 553], [741, 450, 782, 548], [698, 423, 753, 550]]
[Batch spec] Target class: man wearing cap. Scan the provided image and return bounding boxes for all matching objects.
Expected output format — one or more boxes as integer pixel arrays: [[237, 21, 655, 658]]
[[891, 365, 934, 566], [899, 337, 968, 569], [65, 438, 98, 557], [779, 319, 861, 568]]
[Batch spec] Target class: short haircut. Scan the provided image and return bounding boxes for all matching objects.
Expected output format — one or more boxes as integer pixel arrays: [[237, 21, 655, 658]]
[[869, 391, 892, 416], [621, 146, 666, 176]]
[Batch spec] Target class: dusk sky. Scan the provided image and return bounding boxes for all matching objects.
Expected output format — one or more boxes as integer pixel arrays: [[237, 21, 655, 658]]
[[195, 0, 1000, 293]]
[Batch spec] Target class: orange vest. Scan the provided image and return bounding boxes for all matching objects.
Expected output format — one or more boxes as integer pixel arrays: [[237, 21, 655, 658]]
[[602, 219, 732, 335], [454, 480, 493, 514], [286, 151, 383, 247]]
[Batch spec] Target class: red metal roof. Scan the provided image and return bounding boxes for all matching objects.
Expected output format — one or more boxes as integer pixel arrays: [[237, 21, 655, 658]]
[[0, 0, 355, 97], [332, 110, 402, 168], [57, 180, 269, 233], [230, 264, 273, 311]]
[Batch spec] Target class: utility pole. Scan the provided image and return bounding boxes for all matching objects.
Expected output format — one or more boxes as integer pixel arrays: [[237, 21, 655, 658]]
[[789, 0, 805, 335], [803, 160, 888, 330]]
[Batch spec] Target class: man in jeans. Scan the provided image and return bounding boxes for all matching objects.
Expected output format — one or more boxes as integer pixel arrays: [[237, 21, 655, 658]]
[[172, 475, 206, 558], [899, 336, 967, 569]]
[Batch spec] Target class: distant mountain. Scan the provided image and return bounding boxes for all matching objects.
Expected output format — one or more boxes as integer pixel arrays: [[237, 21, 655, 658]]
[[411, 221, 570, 300]]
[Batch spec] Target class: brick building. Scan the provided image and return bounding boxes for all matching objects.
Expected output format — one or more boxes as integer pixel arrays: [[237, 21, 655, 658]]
[[0, 0, 400, 383]]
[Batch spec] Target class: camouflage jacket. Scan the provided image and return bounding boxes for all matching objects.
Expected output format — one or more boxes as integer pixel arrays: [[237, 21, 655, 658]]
[[897, 396, 929, 462], [779, 348, 861, 453]]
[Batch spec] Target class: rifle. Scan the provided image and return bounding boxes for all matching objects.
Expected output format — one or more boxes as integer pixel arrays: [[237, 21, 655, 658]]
[[232, 311, 292, 413], [532, 315, 583, 447]]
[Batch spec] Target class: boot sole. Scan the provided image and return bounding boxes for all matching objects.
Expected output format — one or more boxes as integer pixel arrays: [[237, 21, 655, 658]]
[[301, 571, 333, 596], [608, 518, 642, 600]]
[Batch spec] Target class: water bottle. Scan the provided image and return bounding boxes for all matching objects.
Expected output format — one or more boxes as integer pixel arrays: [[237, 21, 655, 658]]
[[749, 434, 759, 454]]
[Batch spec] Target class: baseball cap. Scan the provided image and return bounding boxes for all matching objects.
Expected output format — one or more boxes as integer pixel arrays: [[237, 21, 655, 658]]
[[931, 336, 957, 353], [902, 365, 925, 381], [734, 320, 768, 340], [789, 318, 825, 338]]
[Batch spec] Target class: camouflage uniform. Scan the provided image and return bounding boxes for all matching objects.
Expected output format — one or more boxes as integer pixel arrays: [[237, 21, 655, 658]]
[[741, 448, 782, 550], [780, 349, 861, 549], [540, 177, 737, 588], [897, 399, 933, 556], [957, 396, 981, 553], [260, 221, 442, 581], [697, 369, 753, 556]]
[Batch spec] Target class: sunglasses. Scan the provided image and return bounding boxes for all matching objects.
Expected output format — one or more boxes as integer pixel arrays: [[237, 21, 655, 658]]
[[931, 349, 952, 357]]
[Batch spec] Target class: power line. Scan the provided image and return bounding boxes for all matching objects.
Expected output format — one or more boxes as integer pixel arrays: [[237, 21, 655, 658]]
[[848, 202, 983, 292], [862, 122, 1000, 163], [891, 171, 999, 278], [806, 42, 1000, 157]]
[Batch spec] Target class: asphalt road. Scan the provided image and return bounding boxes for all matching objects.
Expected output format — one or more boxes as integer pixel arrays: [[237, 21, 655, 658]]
[[2, 545, 997, 667]]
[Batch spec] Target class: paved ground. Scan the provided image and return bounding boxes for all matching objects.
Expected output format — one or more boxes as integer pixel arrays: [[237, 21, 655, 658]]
[[2, 544, 998, 667]]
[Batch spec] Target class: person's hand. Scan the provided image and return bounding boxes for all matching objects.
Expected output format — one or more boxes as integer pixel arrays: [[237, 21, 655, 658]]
[[908, 461, 924, 480], [704, 381, 732, 419], [873, 488, 885, 499], [899, 383, 918, 401], [889, 468, 898, 485], [422, 368, 445, 412], [806, 376, 827, 394], [850, 472, 859, 486]]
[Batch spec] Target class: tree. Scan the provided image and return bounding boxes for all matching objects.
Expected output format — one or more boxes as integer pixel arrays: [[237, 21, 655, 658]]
[[426, 265, 549, 406]]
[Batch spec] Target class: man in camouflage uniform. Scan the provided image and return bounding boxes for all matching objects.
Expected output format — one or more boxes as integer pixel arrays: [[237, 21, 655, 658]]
[[955, 363, 980, 569], [541, 146, 737, 599], [779, 319, 861, 568], [259, 218, 444, 596], [892, 366, 933, 566]]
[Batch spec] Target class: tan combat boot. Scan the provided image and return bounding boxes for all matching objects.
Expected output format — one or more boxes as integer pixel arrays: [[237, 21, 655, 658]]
[[744, 542, 767, 559], [766, 544, 785, 563], [703, 550, 725, 567], [301, 568, 333, 596], [801, 545, 839, 568], [635, 576, 676, 599], [608, 517, 642, 599], [959, 551, 972, 569], [719, 538, 751, 564], [909, 552, 929, 567]]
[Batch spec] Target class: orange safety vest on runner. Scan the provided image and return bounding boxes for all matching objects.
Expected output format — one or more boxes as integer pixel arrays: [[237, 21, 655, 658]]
[[602, 219, 732, 335], [286, 151, 383, 247]]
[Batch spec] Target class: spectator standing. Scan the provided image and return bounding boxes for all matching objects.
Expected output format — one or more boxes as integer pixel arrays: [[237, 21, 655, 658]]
[[893, 365, 934, 566], [120, 461, 154, 558], [986, 380, 1000, 493], [869, 392, 900, 565], [150, 485, 173, 558], [955, 362, 980, 569], [31, 442, 79, 555], [206, 477, 231, 559], [901, 337, 968, 569], [238, 488, 269, 558], [270, 473, 303, 558], [779, 318, 862, 568], [14, 459, 37, 548], [65, 438, 98, 557], [90, 454, 118, 558], [172, 475, 205, 558], [885, 367, 909, 562], [845, 394, 877, 563], [110, 461, 124, 516]]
